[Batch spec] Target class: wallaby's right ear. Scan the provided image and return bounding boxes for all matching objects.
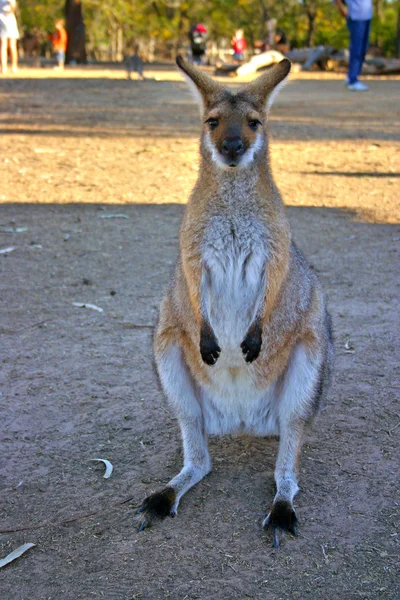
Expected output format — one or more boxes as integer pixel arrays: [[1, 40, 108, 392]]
[[176, 55, 224, 111]]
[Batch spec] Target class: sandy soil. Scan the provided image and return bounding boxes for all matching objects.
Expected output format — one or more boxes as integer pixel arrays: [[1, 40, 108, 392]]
[[0, 65, 399, 600]]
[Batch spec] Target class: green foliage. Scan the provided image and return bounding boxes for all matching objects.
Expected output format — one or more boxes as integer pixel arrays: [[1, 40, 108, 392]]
[[371, 3, 399, 55], [18, 0, 64, 33], [17, 0, 399, 57]]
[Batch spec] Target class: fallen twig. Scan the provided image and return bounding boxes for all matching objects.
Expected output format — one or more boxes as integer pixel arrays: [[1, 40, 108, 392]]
[[0, 495, 135, 534]]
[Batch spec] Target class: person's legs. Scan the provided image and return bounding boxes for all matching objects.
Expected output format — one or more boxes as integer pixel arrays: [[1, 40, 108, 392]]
[[360, 19, 371, 68], [347, 18, 367, 84], [58, 50, 65, 70], [9, 38, 18, 72], [0, 37, 8, 73], [54, 50, 65, 70]]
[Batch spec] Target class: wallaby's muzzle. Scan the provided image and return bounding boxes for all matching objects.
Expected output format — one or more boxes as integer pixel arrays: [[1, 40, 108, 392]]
[[221, 137, 245, 167]]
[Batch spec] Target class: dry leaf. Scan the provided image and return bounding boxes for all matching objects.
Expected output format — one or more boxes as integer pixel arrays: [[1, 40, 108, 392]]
[[0, 543, 36, 568], [91, 458, 113, 479], [100, 214, 129, 219], [72, 302, 103, 313], [2, 227, 28, 233]]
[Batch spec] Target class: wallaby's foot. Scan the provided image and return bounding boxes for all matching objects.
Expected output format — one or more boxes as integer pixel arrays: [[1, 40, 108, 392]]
[[136, 486, 177, 531], [263, 499, 298, 549], [200, 324, 221, 365], [241, 323, 262, 363]]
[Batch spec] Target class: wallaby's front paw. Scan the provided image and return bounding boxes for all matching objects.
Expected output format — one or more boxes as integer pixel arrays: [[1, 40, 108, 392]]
[[241, 326, 262, 363], [263, 499, 298, 549], [136, 486, 177, 532], [200, 326, 221, 365]]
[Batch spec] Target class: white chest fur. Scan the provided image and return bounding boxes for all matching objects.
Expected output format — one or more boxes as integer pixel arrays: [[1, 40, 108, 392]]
[[200, 210, 277, 436], [202, 212, 268, 349], [200, 373, 279, 437]]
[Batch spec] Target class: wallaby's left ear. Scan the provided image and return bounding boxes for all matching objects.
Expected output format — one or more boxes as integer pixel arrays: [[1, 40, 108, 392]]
[[242, 59, 291, 113], [176, 55, 224, 110]]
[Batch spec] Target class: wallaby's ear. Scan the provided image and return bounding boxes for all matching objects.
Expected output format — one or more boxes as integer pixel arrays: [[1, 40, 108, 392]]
[[176, 55, 224, 111], [242, 59, 291, 113]]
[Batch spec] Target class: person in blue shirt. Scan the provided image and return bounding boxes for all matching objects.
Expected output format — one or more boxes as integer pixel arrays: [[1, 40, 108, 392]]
[[335, 0, 373, 91]]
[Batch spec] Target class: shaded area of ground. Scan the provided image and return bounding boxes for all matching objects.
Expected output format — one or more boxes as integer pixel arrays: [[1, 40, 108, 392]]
[[0, 67, 399, 600]]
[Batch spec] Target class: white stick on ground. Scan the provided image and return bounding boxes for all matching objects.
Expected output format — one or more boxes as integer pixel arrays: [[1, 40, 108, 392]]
[[0, 544, 36, 568]]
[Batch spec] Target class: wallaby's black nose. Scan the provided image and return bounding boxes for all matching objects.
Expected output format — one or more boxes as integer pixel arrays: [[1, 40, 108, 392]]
[[222, 138, 245, 160]]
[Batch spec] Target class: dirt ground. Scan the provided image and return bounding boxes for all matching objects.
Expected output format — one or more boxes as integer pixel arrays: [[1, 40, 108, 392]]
[[0, 65, 399, 600]]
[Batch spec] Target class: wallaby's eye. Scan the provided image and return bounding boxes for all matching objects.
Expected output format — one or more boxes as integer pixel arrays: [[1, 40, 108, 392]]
[[205, 118, 219, 131], [248, 119, 262, 131]]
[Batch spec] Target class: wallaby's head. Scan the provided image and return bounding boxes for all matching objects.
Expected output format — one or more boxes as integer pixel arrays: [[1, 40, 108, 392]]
[[176, 55, 291, 170]]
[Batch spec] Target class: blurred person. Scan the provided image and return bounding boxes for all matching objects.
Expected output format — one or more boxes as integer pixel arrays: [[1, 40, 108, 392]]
[[0, 0, 20, 74], [260, 27, 290, 54], [126, 44, 145, 80], [335, 0, 372, 91], [231, 29, 247, 62], [274, 28, 290, 54], [266, 18, 277, 49], [48, 19, 67, 70], [189, 23, 208, 64]]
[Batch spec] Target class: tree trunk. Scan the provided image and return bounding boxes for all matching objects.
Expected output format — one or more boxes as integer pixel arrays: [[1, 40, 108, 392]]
[[395, 4, 400, 58], [65, 0, 86, 64], [373, 0, 383, 47], [117, 27, 123, 62], [258, 0, 270, 40], [307, 12, 317, 47]]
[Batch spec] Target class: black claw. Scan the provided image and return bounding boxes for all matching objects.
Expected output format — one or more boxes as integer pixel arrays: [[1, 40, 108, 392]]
[[201, 345, 221, 365], [136, 486, 177, 530], [200, 323, 221, 366], [242, 346, 260, 363], [264, 499, 298, 548], [273, 529, 280, 550], [241, 324, 262, 363], [202, 352, 218, 365], [138, 519, 148, 532]]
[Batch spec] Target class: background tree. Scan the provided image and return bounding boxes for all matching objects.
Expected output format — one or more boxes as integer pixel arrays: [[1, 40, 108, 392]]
[[17, 0, 400, 59], [65, 0, 86, 63], [301, 0, 319, 47]]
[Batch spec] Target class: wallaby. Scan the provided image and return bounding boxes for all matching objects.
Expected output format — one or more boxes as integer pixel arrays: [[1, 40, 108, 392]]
[[137, 56, 334, 548]]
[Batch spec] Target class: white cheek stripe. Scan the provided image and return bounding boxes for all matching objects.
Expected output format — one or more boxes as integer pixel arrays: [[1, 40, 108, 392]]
[[204, 130, 225, 167], [239, 133, 263, 167]]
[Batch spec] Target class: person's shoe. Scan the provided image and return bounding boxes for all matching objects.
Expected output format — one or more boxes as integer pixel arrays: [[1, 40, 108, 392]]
[[11, 67, 18, 73], [347, 81, 369, 91]]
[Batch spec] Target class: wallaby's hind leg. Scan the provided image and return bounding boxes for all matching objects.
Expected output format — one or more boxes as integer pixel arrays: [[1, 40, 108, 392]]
[[263, 341, 325, 548], [136, 344, 211, 531]]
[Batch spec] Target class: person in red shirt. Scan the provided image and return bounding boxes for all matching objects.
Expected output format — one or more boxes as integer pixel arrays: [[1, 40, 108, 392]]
[[231, 29, 247, 62], [48, 19, 67, 70]]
